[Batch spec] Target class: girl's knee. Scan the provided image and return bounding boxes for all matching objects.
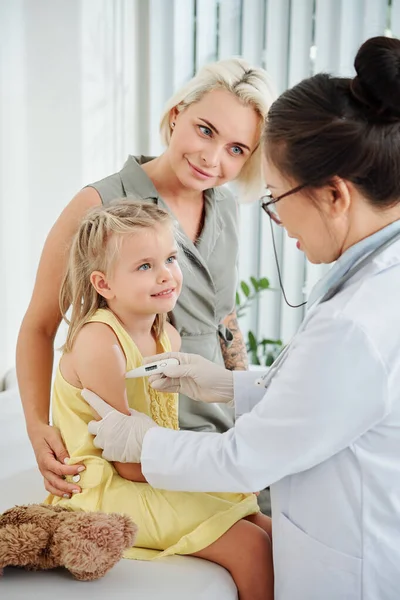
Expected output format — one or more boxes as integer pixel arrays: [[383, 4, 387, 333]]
[[223, 521, 272, 573], [242, 524, 271, 560], [192, 519, 270, 568], [192, 521, 274, 600], [226, 524, 274, 600], [245, 512, 272, 538]]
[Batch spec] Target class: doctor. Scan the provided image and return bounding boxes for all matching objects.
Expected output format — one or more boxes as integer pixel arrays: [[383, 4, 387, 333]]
[[84, 36, 400, 600]]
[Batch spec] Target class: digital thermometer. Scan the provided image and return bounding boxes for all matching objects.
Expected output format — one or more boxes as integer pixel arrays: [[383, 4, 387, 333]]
[[126, 358, 179, 379]]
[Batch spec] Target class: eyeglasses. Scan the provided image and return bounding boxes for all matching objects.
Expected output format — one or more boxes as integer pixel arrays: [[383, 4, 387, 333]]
[[260, 183, 307, 226]]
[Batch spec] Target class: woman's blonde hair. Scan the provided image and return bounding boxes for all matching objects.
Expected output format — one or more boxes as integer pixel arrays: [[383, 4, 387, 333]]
[[60, 200, 174, 353], [160, 58, 276, 202]]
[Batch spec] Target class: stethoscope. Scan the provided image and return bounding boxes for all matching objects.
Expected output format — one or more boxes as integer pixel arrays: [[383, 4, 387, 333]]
[[254, 229, 400, 387]]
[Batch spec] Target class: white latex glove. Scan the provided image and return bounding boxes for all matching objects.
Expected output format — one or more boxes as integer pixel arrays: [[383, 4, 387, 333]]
[[142, 352, 234, 405], [82, 389, 158, 463]]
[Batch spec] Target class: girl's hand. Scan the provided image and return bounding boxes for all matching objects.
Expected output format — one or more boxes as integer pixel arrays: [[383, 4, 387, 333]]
[[29, 423, 84, 498]]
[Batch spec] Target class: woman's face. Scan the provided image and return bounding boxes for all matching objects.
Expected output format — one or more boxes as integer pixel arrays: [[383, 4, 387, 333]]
[[262, 156, 349, 264], [167, 89, 260, 191]]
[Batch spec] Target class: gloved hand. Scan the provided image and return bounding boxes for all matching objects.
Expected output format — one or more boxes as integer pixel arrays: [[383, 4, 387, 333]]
[[82, 389, 158, 463], [142, 352, 234, 405]]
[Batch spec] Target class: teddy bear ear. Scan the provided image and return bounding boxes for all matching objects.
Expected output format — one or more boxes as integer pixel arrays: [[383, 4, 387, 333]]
[[53, 512, 137, 581], [117, 514, 138, 548], [1, 505, 32, 526], [104, 513, 138, 548]]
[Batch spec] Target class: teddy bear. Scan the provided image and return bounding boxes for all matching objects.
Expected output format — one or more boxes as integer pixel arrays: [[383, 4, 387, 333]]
[[0, 503, 138, 581]]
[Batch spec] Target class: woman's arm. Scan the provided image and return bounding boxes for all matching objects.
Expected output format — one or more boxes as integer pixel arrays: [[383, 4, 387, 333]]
[[16, 186, 102, 497], [219, 310, 249, 371]]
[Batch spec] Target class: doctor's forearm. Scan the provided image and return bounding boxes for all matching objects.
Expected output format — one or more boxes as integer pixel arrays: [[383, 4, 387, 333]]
[[141, 427, 265, 494], [220, 311, 249, 371]]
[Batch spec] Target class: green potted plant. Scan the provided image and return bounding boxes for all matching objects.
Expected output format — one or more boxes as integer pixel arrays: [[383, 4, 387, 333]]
[[236, 277, 283, 366]]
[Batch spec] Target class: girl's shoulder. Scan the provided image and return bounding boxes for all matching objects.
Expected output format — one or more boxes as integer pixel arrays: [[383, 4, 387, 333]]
[[71, 319, 121, 358], [59, 319, 123, 390]]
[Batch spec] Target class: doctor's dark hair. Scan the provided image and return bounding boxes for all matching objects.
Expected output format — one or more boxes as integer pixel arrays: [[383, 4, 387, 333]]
[[59, 200, 174, 353], [263, 36, 400, 207]]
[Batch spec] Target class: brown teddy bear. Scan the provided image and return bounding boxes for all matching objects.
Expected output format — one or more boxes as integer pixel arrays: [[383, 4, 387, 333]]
[[0, 503, 138, 580]]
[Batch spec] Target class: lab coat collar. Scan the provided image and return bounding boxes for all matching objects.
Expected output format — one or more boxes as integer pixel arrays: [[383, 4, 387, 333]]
[[307, 219, 400, 309]]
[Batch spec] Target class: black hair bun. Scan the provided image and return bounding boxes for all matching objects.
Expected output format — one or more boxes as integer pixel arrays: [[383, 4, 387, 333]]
[[351, 36, 400, 121]]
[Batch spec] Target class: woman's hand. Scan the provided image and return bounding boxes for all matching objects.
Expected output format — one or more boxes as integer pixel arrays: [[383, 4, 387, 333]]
[[29, 423, 84, 497], [141, 352, 234, 405], [83, 389, 158, 463]]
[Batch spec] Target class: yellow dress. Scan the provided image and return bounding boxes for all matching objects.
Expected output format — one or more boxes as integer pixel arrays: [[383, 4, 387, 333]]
[[45, 308, 259, 560]]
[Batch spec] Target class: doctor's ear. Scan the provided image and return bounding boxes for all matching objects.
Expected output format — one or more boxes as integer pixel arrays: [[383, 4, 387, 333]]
[[90, 271, 113, 300], [321, 177, 352, 219]]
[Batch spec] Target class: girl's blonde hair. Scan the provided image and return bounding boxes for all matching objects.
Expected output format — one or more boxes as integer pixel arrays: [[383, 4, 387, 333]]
[[160, 58, 276, 202], [60, 200, 174, 353]]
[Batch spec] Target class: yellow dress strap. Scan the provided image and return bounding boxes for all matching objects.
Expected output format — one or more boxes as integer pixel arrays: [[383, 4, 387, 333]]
[[159, 328, 172, 353], [87, 308, 140, 371], [87, 309, 172, 367]]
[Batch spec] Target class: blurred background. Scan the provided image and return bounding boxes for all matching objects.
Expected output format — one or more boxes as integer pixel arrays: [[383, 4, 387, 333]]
[[1, 0, 399, 378]]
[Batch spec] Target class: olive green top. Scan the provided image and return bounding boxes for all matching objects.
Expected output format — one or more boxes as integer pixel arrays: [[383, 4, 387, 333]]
[[88, 155, 239, 433]]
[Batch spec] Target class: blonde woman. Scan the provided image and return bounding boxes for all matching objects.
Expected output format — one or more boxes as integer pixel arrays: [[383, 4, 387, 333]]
[[45, 200, 273, 599], [17, 58, 275, 500]]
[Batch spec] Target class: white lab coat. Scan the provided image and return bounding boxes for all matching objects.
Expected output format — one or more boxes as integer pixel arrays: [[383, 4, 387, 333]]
[[142, 238, 400, 600]]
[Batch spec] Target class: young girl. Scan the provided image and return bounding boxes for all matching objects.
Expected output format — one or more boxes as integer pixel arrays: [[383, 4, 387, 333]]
[[45, 200, 273, 600]]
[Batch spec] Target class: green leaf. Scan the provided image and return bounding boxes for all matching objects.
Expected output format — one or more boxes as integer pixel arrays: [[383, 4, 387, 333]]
[[265, 353, 275, 367], [259, 277, 270, 289], [247, 330, 258, 352], [235, 291, 240, 306], [261, 338, 283, 346], [240, 281, 251, 297], [250, 276, 260, 292]]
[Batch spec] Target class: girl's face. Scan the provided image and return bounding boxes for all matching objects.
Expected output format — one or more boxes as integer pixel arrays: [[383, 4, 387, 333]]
[[262, 156, 350, 264], [97, 223, 182, 316], [167, 89, 260, 191]]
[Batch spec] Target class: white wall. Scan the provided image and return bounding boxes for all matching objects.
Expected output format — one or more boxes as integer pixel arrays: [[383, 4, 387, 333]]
[[0, 0, 146, 375]]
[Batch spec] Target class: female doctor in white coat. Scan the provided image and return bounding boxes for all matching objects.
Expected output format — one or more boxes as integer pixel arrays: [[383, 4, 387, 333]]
[[83, 36, 400, 600]]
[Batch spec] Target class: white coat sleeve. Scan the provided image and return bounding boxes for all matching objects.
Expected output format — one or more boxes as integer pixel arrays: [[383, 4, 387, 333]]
[[233, 370, 267, 417], [141, 307, 389, 493]]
